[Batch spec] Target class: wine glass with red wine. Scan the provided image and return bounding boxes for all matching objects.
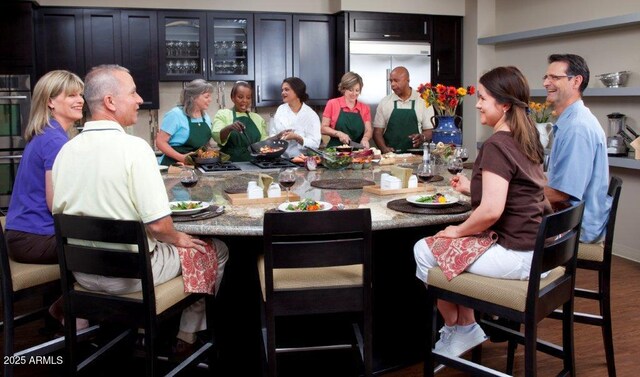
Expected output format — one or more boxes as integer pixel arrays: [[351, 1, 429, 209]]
[[179, 168, 199, 198], [447, 157, 464, 176], [278, 169, 296, 202], [416, 162, 435, 192], [457, 147, 469, 162]]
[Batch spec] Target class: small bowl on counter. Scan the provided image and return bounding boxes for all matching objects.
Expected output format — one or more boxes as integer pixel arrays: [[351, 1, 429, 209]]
[[597, 71, 630, 88]]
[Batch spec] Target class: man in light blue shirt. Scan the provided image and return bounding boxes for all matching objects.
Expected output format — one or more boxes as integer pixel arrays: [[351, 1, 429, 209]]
[[543, 54, 610, 242]]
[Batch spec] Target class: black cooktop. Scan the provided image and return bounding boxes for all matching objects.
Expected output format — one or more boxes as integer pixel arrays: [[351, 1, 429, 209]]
[[251, 159, 298, 169], [198, 162, 241, 172]]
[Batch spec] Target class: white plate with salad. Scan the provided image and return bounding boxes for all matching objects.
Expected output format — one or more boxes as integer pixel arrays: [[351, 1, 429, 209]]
[[406, 193, 459, 208], [278, 199, 333, 212], [169, 201, 209, 215]]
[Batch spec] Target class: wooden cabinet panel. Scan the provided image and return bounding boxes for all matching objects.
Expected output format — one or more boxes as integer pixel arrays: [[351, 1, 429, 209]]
[[348, 12, 430, 41], [254, 14, 292, 107], [158, 11, 207, 81], [293, 14, 336, 105], [0, 2, 34, 73], [207, 12, 254, 81], [35, 8, 85, 79], [431, 16, 462, 86], [83, 9, 121, 70], [122, 11, 159, 109]]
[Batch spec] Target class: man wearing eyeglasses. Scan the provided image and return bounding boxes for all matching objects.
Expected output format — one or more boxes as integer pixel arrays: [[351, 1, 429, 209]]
[[543, 54, 610, 243]]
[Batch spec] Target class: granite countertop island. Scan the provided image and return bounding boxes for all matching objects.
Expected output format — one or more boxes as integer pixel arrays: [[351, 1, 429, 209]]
[[165, 165, 471, 236]]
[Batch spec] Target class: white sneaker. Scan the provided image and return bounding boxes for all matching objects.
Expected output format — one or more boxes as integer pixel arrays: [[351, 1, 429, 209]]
[[446, 324, 487, 356], [434, 326, 455, 353]]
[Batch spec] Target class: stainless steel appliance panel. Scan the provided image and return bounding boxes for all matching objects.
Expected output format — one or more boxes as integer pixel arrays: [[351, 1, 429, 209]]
[[0, 74, 31, 150]]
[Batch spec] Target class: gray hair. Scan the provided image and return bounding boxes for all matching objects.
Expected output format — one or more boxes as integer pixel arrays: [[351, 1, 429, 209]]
[[180, 79, 214, 117], [84, 64, 130, 113]]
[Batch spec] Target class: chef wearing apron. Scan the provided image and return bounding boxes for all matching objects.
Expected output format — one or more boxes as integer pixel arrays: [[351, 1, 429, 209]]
[[382, 100, 419, 152], [159, 115, 211, 166]]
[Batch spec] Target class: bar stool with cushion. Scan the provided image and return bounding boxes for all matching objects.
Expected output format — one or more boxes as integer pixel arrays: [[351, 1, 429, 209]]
[[0, 217, 68, 377], [54, 213, 215, 377], [423, 202, 585, 377], [258, 209, 373, 377]]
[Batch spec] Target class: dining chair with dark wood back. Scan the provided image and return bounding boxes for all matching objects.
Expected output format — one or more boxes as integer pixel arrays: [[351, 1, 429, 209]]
[[54, 213, 214, 377], [259, 208, 373, 377], [423, 201, 585, 377], [0, 217, 68, 377]]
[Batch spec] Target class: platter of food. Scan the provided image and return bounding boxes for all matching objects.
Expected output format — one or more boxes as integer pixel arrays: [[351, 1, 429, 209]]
[[406, 193, 459, 208], [169, 201, 210, 215], [277, 199, 333, 212]]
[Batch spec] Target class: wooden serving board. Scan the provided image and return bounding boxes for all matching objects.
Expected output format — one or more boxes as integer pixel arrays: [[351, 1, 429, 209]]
[[225, 192, 300, 205], [363, 185, 434, 196]]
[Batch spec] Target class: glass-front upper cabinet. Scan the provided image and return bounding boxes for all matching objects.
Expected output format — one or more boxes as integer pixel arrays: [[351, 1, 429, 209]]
[[159, 12, 207, 81], [207, 13, 254, 81]]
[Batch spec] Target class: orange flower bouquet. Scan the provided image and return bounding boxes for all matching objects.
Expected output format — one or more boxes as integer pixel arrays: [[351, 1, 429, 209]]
[[417, 83, 476, 116]]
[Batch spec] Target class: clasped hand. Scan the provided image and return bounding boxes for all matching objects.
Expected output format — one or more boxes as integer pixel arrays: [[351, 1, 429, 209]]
[[450, 174, 470, 195]]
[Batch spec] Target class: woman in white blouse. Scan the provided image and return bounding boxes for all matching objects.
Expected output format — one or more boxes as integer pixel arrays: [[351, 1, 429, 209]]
[[269, 77, 321, 158]]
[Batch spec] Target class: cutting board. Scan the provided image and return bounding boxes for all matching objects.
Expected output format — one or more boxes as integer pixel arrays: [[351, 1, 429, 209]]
[[225, 192, 300, 205], [363, 185, 434, 196]]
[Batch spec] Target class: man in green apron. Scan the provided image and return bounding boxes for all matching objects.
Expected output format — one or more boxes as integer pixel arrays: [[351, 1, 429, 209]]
[[160, 116, 211, 166], [372, 66, 433, 153]]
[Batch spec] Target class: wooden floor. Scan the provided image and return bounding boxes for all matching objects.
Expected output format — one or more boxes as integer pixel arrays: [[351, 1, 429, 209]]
[[3, 255, 640, 376]]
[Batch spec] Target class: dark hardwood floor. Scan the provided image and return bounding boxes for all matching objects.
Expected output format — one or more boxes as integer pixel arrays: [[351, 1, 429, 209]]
[[3, 256, 639, 376]]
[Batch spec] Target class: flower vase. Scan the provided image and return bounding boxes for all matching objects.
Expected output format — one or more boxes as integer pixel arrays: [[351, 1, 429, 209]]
[[536, 122, 553, 149], [430, 115, 462, 145]]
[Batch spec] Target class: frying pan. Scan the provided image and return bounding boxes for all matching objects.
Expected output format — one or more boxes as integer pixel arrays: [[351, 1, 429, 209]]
[[249, 139, 289, 160]]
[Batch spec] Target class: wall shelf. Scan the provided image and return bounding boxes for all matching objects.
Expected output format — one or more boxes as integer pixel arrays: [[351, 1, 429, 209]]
[[530, 87, 640, 97], [478, 12, 640, 45]]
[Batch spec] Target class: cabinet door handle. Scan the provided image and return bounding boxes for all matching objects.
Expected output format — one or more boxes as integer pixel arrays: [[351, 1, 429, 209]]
[[202, 58, 206, 75], [256, 85, 261, 103], [383, 34, 400, 38], [210, 59, 214, 74], [0, 95, 27, 100], [437, 59, 440, 77], [424, 21, 427, 35]]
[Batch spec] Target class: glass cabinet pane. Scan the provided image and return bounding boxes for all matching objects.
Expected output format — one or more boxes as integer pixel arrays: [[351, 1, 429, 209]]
[[208, 13, 254, 81], [159, 13, 206, 81]]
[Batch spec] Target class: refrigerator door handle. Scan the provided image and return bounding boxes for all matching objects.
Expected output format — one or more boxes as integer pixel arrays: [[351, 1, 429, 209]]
[[436, 59, 440, 77], [386, 68, 391, 96]]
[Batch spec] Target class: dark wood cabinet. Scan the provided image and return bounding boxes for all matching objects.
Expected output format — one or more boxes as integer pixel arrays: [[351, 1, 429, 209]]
[[293, 14, 336, 105], [35, 8, 85, 79], [207, 12, 254, 81], [35, 7, 159, 109], [158, 11, 207, 81], [348, 12, 430, 41], [254, 14, 292, 107], [0, 2, 34, 74], [122, 11, 159, 109], [430, 16, 462, 86], [254, 13, 335, 107]]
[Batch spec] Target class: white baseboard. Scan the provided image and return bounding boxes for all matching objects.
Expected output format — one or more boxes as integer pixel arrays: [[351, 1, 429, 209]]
[[613, 242, 640, 263]]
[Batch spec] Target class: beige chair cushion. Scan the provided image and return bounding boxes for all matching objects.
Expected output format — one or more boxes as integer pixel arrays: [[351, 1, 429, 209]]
[[426, 266, 566, 312], [578, 242, 604, 262], [10, 260, 60, 291], [257, 255, 362, 301], [74, 275, 190, 315]]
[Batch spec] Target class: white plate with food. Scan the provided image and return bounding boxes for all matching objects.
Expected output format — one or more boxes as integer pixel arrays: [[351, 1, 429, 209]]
[[169, 201, 209, 215], [406, 193, 459, 208], [159, 165, 169, 172], [278, 199, 333, 212]]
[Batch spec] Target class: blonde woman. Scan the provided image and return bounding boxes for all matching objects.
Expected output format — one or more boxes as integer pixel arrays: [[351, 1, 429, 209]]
[[321, 71, 372, 148]]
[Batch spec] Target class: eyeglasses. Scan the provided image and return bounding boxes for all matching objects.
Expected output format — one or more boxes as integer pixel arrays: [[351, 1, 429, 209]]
[[542, 74, 575, 81]]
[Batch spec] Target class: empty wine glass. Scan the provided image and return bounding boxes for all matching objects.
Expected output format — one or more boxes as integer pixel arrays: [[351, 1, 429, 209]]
[[278, 169, 296, 202], [447, 157, 464, 176], [416, 161, 435, 192], [179, 168, 199, 198]]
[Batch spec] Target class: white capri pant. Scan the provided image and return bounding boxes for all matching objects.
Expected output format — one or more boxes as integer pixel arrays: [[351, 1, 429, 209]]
[[414, 238, 534, 285]]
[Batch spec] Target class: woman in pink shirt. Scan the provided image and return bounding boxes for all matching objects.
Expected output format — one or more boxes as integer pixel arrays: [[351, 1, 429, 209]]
[[321, 72, 372, 148]]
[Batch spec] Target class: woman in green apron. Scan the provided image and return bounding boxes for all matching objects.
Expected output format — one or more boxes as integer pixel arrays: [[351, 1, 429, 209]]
[[156, 79, 214, 165], [212, 81, 268, 161], [321, 72, 372, 148]]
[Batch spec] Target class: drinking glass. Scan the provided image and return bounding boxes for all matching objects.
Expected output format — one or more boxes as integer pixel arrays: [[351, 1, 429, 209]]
[[179, 168, 199, 198], [447, 157, 464, 176], [278, 169, 296, 202], [416, 162, 435, 192], [456, 147, 469, 162]]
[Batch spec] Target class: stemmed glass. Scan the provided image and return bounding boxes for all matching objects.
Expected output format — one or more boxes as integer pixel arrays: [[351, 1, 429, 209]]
[[179, 168, 199, 199], [456, 147, 469, 162], [416, 162, 435, 193], [447, 157, 464, 176], [278, 169, 296, 203]]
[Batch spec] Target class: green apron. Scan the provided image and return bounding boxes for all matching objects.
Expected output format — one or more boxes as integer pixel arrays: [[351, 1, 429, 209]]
[[326, 107, 365, 148], [383, 100, 419, 152], [220, 109, 261, 162], [160, 115, 212, 166]]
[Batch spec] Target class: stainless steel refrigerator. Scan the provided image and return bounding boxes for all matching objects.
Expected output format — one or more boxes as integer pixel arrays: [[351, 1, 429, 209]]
[[349, 41, 431, 116]]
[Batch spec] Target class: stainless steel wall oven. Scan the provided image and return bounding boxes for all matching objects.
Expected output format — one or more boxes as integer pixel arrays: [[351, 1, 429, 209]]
[[0, 74, 30, 210]]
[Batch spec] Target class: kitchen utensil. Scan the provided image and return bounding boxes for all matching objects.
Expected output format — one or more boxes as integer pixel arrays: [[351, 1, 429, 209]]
[[626, 125, 639, 138], [306, 146, 336, 162], [249, 139, 288, 160], [606, 112, 629, 156], [348, 140, 365, 149], [190, 205, 225, 218], [597, 71, 630, 88]]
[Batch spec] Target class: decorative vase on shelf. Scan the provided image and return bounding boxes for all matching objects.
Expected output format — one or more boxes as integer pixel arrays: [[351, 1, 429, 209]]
[[536, 122, 553, 149], [430, 115, 462, 145]]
